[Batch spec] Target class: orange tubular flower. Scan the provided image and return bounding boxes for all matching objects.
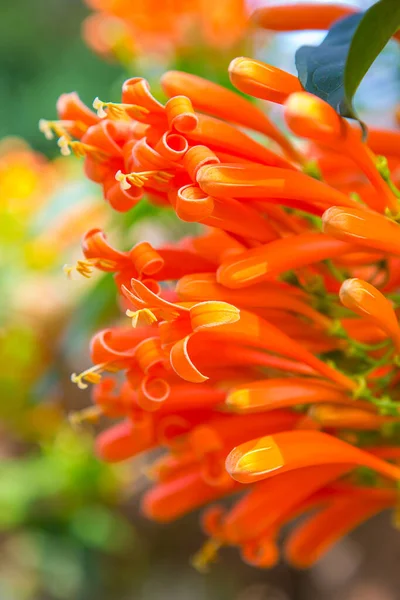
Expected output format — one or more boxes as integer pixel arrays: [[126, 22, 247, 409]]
[[226, 430, 400, 484], [225, 378, 371, 414], [252, 3, 400, 43], [161, 71, 300, 163], [284, 92, 399, 213], [252, 3, 356, 33], [44, 6, 400, 570], [196, 163, 360, 212], [339, 278, 400, 351], [322, 206, 400, 254], [229, 57, 303, 105], [284, 485, 396, 569], [216, 233, 354, 288]]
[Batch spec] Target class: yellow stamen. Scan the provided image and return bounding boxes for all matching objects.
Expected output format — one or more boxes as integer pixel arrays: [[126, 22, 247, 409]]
[[66, 257, 120, 280], [115, 169, 174, 191], [38, 119, 87, 140], [57, 136, 107, 161], [126, 308, 158, 328], [93, 97, 149, 120], [68, 405, 103, 428], [71, 362, 119, 390], [191, 539, 222, 573], [64, 259, 93, 279], [64, 258, 118, 280]]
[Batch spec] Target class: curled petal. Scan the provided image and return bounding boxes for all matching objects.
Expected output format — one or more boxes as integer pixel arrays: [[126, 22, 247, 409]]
[[155, 131, 189, 161], [174, 184, 215, 222], [132, 137, 174, 171], [82, 228, 130, 269], [173, 185, 277, 243], [134, 336, 167, 373], [90, 327, 148, 365], [129, 241, 164, 276], [122, 277, 186, 318], [241, 538, 279, 569], [121, 77, 165, 123], [189, 301, 240, 332], [57, 91, 99, 135], [103, 175, 143, 211], [82, 120, 128, 157], [165, 95, 198, 133], [137, 376, 171, 411], [170, 335, 209, 383], [183, 145, 220, 182]]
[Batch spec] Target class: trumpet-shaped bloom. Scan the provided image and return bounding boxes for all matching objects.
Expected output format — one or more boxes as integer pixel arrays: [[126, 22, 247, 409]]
[[42, 7, 400, 571]]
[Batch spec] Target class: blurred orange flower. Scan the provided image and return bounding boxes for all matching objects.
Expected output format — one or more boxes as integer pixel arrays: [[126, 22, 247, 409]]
[[83, 0, 249, 61]]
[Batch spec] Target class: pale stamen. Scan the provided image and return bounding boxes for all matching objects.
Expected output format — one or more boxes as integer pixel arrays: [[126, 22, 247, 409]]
[[71, 362, 120, 390], [68, 405, 103, 428], [64, 258, 118, 280], [93, 97, 149, 121], [126, 308, 158, 328], [57, 137, 107, 161], [115, 169, 174, 191], [38, 119, 87, 140], [191, 539, 222, 573]]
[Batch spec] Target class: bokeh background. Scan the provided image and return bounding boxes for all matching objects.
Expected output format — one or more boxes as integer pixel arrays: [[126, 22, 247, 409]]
[[1, 1, 400, 599]]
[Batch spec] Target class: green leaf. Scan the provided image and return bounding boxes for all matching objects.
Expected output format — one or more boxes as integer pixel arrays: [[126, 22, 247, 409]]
[[295, 0, 400, 120], [295, 13, 363, 119], [344, 0, 400, 116]]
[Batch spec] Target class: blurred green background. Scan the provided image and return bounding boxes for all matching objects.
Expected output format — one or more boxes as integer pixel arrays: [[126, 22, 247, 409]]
[[0, 0, 124, 155]]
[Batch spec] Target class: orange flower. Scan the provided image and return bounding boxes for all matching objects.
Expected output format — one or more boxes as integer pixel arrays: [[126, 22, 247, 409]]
[[252, 3, 400, 44], [83, 0, 249, 61], [322, 206, 400, 254], [284, 92, 399, 213], [43, 12, 400, 570], [229, 57, 303, 105], [226, 430, 400, 484], [252, 3, 356, 33], [339, 278, 400, 351]]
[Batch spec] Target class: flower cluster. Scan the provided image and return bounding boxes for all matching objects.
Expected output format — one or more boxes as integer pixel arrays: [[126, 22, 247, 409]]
[[42, 4, 400, 570], [83, 0, 248, 61]]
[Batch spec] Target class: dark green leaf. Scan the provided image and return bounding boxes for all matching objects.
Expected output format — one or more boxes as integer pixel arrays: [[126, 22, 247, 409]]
[[295, 13, 363, 119], [344, 0, 400, 117], [295, 0, 400, 121]]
